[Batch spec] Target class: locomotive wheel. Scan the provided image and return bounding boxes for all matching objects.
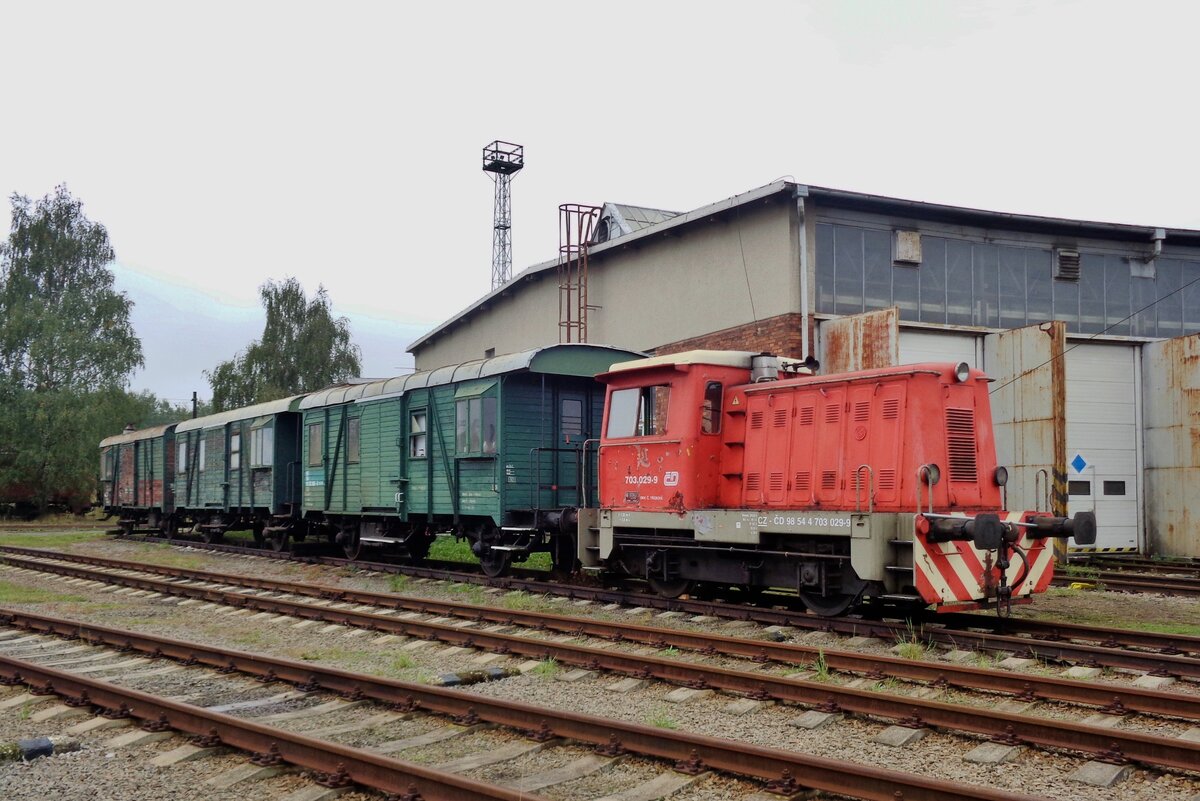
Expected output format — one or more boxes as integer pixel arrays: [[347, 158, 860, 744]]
[[479, 547, 511, 578], [269, 529, 289, 552], [647, 576, 692, 599], [799, 591, 857, 617]]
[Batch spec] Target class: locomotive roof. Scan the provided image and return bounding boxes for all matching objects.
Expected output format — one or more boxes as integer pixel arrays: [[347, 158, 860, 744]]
[[174, 394, 307, 433], [99, 423, 175, 447], [300, 344, 645, 410], [604, 350, 809, 374]]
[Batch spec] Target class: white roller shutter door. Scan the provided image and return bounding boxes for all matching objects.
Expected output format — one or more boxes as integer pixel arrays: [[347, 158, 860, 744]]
[[1064, 342, 1140, 551]]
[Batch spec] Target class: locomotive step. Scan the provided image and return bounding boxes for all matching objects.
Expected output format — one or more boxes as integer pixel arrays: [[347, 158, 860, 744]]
[[885, 565, 915, 573], [878, 593, 923, 603]]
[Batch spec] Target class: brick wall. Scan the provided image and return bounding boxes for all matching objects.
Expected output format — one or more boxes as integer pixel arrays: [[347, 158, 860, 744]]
[[653, 313, 810, 358]]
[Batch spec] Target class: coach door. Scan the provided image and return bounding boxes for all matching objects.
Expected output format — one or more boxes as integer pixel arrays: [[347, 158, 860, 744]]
[[556, 388, 589, 508]]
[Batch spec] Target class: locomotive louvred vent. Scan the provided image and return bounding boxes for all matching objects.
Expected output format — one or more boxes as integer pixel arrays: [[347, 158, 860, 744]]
[[799, 407, 815, 425], [794, 471, 811, 491], [882, 398, 901, 419], [822, 470, 837, 490], [878, 469, 896, 490], [746, 473, 761, 491], [854, 401, 870, 422], [945, 408, 978, 482], [773, 409, 788, 427], [750, 411, 764, 429], [825, 405, 840, 423], [769, 473, 785, 492]]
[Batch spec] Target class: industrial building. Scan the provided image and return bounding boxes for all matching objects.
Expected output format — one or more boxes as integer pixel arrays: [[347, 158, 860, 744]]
[[409, 181, 1200, 558]]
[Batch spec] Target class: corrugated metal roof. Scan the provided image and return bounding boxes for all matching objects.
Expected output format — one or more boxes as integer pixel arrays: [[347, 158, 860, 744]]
[[175, 395, 306, 433], [100, 423, 175, 447], [592, 202, 681, 243], [302, 344, 643, 410]]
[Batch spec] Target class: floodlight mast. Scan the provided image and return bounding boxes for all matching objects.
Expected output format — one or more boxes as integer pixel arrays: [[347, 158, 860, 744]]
[[482, 141, 524, 290]]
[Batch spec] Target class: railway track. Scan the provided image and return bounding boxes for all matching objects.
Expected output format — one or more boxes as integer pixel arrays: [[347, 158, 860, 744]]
[[12, 542, 1200, 664], [1054, 570, 1200, 598], [0, 609, 1047, 801], [2, 550, 1200, 775], [3, 546, 1200, 720]]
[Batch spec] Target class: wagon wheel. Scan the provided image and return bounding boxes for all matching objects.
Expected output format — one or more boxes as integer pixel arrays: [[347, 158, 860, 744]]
[[251, 519, 265, 547], [341, 527, 363, 560], [162, 515, 178, 539], [799, 591, 857, 618], [479, 547, 511, 578], [647, 576, 693, 599], [550, 532, 578, 578], [268, 529, 290, 552]]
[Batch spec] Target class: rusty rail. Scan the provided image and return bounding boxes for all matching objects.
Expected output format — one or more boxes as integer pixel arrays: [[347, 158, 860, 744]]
[[5, 545, 1200, 684], [3, 560, 1200, 771], [0, 610, 1044, 801], [4, 548, 1198, 721], [0, 653, 542, 801]]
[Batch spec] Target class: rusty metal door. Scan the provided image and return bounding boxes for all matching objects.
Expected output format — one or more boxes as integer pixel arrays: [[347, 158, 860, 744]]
[[982, 322, 1067, 525], [818, 307, 898, 374], [1141, 334, 1198, 557]]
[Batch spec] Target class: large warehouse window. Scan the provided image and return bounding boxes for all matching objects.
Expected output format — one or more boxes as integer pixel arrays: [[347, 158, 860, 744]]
[[816, 223, 1200, 337]]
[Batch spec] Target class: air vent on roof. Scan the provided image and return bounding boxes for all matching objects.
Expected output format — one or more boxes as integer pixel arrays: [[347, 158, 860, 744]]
[[1054, 248, 1081, 281]]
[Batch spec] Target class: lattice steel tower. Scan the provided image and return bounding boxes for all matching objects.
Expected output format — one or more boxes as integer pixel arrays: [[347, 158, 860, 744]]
[[482, 141, 524, 289]]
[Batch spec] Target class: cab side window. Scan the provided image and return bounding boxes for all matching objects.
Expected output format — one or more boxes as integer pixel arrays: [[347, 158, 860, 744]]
[[701, 381, 723, 434]]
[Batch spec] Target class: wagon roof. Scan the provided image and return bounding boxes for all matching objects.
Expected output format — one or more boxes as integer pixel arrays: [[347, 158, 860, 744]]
[[99, 423, 175, 447], [300, 344, 645, 410], [175, 394, 307, 433]]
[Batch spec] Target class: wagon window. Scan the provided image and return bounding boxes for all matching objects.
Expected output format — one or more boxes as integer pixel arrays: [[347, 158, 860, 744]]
[[561, 399, 583, 437], [102, 450, 114, 480], [230, 431, 241, 470], [456, 395, 495, 456], [409, 411, 427, 458], [482, 397, 497, 455], [198, 438, 207, 472], [347, 417, 360, 463], [177, 441, 187, 473], [250, 426, 274, 467], [606, 385, 670, 438], [307, 423, 323, 466], [701, 382, 723, 434]]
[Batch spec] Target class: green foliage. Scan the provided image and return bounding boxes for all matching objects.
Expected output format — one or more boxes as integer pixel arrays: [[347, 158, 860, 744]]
[[531, 658, 559, 678], [207, 277, 361, 411], [646, 707, 678, 729], [812, 649, 830, 681], [0, 186, 144, 512]]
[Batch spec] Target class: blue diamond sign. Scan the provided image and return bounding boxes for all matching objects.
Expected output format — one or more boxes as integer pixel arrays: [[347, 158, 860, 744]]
[[1071, 454, 1088, 474]]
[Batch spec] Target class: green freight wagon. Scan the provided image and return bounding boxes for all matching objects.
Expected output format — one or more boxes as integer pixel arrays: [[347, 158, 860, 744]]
[[172, 395, 307, 542], [295, 344, 643, 574], [100, 424, 176, 533]]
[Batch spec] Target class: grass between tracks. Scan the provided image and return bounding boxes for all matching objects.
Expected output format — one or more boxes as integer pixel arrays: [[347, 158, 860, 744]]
[[427, 535, 553, 571], [0, 530, 107, 549], [0, 579, 87, 604]]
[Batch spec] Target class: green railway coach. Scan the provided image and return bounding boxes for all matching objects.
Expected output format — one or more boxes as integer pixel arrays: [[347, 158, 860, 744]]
[[293, 344, 642, 574], [172, 395, 306, 542], [100, 423, 176, 532]]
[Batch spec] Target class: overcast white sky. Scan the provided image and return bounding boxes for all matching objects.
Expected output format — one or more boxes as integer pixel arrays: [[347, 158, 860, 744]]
[[3, 1, 1198, 403]]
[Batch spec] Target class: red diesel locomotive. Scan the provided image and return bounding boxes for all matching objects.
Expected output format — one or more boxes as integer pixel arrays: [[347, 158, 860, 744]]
[[586, 350, 1093, 615]]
